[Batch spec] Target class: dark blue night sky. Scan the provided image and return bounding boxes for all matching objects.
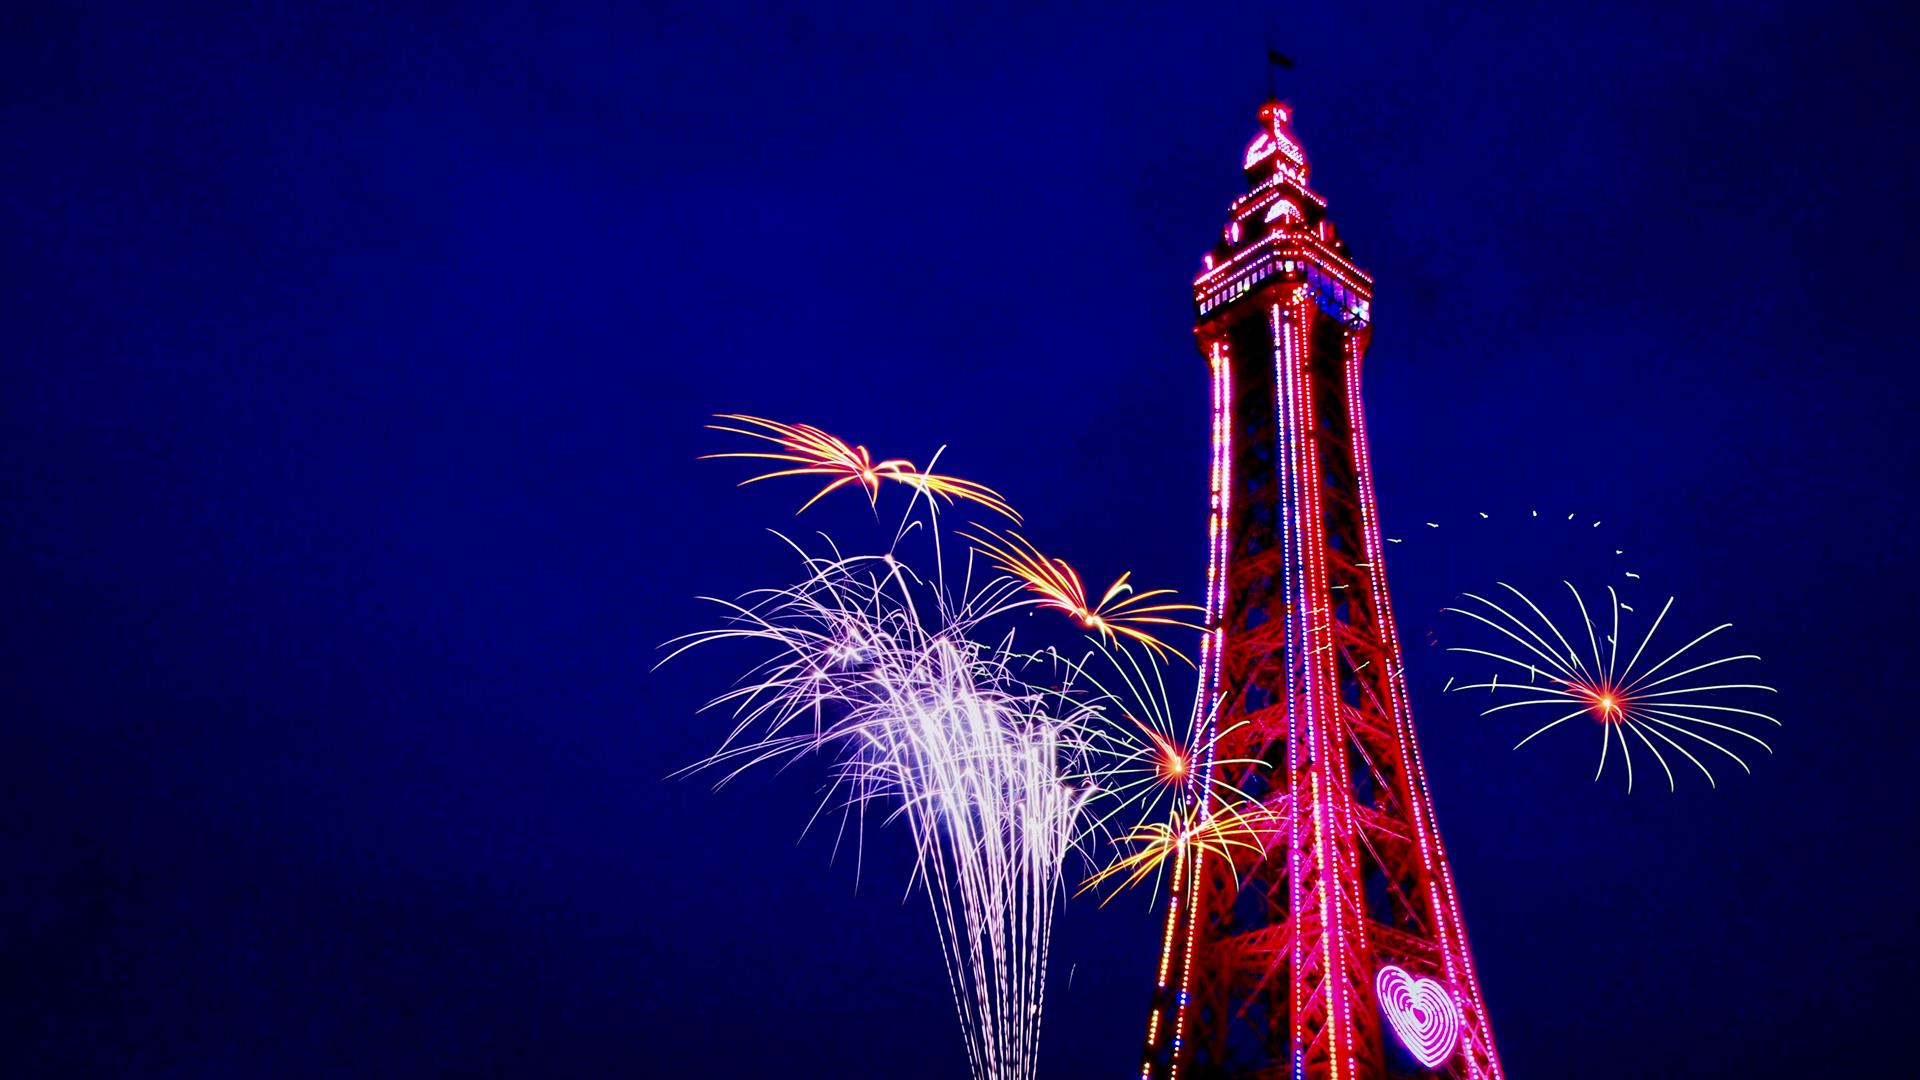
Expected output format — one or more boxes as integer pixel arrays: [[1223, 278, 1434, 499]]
[[7, 3, 1917, 1076]]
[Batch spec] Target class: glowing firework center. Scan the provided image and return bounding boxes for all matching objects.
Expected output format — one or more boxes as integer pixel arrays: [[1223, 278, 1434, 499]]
[[1138, 101, 1504, 1079]]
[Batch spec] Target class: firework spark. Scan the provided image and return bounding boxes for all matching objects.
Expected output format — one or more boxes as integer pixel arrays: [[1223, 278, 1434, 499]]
[[669, 535, 1090, 1080], [962, 527, 1203, 663], [705, 414, 1020, 520], [1078, 803, 1271, 898], [1042, 638, 1267, 899], [1444, 582, 1778, 791]]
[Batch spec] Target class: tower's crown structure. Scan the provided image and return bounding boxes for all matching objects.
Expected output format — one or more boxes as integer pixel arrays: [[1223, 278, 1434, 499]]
[[1197, 101, 1370, 328]]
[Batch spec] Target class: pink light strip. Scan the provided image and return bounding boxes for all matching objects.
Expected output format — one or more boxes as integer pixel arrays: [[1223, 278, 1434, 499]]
[[1143, 337, 1233, 1079], [1344, 336, 1503, 1079]]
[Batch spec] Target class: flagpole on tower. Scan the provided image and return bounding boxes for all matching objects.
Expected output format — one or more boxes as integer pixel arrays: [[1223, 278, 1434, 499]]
[[1266, 45, 1295, 100]]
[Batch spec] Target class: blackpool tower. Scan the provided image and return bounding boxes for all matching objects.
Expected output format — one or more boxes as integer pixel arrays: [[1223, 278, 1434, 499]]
[[1138, 101, 1504, 1079]]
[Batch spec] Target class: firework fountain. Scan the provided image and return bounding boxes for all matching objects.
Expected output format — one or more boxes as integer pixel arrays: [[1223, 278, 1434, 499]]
[[669, 416, 1208, 1080]]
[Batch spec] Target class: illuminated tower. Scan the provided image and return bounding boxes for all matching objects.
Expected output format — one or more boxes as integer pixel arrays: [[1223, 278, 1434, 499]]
[[1139, 102, 1504, 1079]]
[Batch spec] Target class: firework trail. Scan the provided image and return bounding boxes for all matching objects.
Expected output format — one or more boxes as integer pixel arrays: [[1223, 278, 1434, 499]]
[[1079, 805, 1270, 896], [1443, 582, 1778, 791], [1045, 638, 1269, 901], [962, 527, 1204, 664], [668, 533, 1095, 1080], [705, 414, 1020, 521]]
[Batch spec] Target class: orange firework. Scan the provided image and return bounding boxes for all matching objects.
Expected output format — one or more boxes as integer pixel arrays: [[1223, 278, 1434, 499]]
[[704, 414, 1019, 520], [1078, 802, 1271, 900], [961, 528, 1203, 662]]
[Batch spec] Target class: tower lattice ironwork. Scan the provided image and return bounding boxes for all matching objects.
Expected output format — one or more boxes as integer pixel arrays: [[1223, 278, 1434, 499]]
[[1138, 101, 1504, 1080]]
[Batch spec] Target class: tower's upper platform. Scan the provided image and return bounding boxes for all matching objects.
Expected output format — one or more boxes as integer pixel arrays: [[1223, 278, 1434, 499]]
[[1193, 101, 1373, 327]]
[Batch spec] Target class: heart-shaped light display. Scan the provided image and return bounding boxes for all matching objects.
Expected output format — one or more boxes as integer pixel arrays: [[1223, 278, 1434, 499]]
[[1375, 964, 1461, 1068]]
